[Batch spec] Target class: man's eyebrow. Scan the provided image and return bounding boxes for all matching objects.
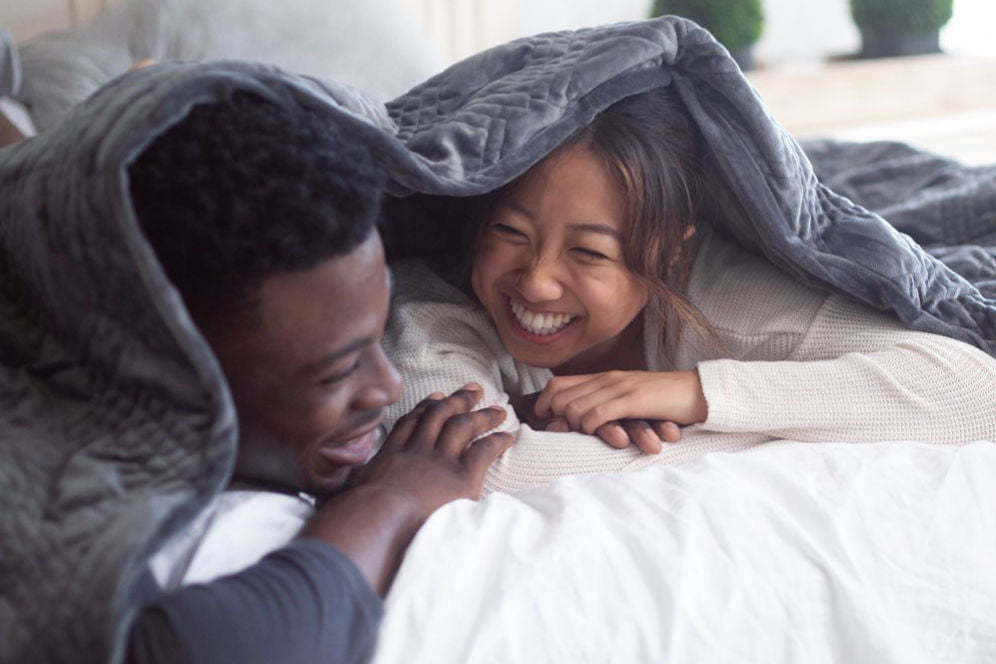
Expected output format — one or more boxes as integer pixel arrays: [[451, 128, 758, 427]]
[[297, 337, 373, 376], [567, 223, 624, 242]]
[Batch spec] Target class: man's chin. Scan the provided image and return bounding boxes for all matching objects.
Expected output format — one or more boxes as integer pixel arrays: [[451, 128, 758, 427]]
[[306, 466, 355, 498]]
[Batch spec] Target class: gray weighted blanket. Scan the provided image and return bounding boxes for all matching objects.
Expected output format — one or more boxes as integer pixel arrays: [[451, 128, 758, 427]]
[[0, 16, 993, 664]]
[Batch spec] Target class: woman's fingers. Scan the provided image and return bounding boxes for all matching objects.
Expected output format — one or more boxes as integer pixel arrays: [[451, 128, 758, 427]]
[[537, 370, 706, 433], [544, 417, 570, 432], [594, 422, 631, 449], [654, 420, 683, 443], [622, 420, 663, 454], [534, 373, 598, 417]]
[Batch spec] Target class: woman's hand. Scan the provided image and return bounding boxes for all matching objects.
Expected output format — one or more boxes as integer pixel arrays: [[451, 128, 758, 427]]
[[516, 386, 685, 454], [535, 370, 708, 441], [546, 416, 682, 454]]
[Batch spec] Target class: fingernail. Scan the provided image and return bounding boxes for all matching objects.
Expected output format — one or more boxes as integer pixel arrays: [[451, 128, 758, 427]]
[[461, 382, 482, 391]]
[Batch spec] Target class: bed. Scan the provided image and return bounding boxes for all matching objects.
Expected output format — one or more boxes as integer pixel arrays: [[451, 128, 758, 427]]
[[1, 3, 994, 663]]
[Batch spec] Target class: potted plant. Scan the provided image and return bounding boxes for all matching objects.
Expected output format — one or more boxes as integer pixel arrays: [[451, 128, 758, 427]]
[[849, 0, 954, 58], [650, 0, 764, 71]]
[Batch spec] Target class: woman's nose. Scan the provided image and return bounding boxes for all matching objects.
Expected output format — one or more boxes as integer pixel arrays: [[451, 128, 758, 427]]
[[515, 260, 564, 303]]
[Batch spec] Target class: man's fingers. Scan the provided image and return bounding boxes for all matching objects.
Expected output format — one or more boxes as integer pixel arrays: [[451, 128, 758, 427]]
[[461, 430, 515, 478], [384, 385, 480, 452], [437, 405, 508, 457], [405, 384, 483, 451], [382, 393, 441, 451]]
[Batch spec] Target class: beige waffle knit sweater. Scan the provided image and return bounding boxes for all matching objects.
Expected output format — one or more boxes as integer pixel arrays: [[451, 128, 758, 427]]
[[384, 231, 996, 495]]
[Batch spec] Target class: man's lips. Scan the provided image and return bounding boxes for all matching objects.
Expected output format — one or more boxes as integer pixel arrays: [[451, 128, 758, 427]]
[[317, 426, 380, 466]]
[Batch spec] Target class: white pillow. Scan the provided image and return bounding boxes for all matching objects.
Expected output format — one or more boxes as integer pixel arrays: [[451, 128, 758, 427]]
[[8, 0, 445, 131]]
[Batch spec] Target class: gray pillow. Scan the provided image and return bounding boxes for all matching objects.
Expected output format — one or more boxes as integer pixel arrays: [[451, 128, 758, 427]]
[[3, 0, 444, 131]]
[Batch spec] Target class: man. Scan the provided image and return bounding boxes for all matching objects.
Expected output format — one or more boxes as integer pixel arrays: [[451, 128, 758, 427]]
[[123, 89, 512, 662]]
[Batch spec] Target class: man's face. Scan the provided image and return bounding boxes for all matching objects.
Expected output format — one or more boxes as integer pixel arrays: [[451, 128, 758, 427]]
[[208, 233, 402, 495]]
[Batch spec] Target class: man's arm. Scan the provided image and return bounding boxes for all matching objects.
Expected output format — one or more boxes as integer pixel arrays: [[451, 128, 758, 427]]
[[128, 386, 513, 663], [300, 384, 511, 593], [128, 540, 381, 664]]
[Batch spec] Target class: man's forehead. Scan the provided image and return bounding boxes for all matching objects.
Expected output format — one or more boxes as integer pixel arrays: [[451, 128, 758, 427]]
[[240, 237, 390, 363]]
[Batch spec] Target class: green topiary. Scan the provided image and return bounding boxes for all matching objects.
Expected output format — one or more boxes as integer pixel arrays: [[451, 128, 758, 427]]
[[849, 0, 953, 36], [651, 0, 764, 51]]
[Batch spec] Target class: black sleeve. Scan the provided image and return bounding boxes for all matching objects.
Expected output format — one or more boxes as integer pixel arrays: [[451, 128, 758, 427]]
[[126, 538, 383, 664]]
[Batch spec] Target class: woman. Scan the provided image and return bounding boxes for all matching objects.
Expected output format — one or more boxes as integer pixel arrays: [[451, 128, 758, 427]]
[[383, 86, 996, 494]]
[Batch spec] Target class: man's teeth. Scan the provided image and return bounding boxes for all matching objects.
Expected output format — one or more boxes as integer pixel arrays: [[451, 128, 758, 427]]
[[511, 301, 575, 335]]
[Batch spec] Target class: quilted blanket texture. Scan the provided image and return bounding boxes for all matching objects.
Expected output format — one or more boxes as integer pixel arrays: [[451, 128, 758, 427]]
[[0, 16, 993, 664]]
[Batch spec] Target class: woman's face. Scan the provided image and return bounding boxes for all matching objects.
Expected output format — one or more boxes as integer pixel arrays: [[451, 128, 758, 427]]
[[470, 144, 649, 372]]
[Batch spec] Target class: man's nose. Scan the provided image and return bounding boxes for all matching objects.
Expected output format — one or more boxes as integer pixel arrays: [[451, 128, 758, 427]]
[[515, 259, 564, 303], [353, 345, 403, 411]]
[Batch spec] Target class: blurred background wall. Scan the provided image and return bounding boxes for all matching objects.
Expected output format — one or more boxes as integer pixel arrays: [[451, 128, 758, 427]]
[[3, 0, 994, 163], [4, 0, 994, 64]]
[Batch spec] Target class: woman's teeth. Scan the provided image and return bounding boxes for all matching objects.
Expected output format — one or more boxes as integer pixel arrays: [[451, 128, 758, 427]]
[[510, 301, 576, 335]]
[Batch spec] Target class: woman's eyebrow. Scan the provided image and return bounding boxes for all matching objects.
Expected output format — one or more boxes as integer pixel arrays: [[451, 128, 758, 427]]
[[567, 223, 623, 242], [497, 198, 533, 219]]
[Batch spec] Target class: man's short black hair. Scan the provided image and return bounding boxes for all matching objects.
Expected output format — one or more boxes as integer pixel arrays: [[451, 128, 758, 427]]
[[128, 91, 385, 333]]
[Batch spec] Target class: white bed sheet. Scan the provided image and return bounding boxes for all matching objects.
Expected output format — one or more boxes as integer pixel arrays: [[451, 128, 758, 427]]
[[372, 440, 996, 664]]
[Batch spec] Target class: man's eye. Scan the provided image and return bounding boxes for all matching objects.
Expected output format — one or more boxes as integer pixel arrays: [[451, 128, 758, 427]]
[[316, 361, 360, 387], [573, 247, 610, 261]]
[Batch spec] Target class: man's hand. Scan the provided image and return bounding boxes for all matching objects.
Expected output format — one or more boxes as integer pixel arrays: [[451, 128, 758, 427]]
[[299, 384, 513, 594], [350, 383, 513, 519]]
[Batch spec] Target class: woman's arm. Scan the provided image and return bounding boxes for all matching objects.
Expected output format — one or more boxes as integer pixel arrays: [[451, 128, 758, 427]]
[[537, 293, 996, 443], [385, 260, 678, 491], [696, 294, 996, 442]]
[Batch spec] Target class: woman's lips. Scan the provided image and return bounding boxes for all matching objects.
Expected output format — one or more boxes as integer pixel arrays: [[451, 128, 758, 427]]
[[318, 427, 380, 466], [503, 295, 576, 345]]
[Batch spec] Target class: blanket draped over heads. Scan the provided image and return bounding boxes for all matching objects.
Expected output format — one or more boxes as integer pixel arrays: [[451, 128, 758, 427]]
[[0, 16, 993, 664]]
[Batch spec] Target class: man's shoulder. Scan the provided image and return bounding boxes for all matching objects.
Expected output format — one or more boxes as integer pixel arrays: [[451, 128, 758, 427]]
[[148, 490, 315, 590]]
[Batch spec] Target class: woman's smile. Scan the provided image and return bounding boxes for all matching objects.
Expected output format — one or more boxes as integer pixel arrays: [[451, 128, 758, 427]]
[[507, 296, 578, 338]]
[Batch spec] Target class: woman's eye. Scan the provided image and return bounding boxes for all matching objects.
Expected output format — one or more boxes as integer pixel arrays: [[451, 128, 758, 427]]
[[573, 247, 610, 261], [491, 223, 527, 238], [315, 361, 360, 387]]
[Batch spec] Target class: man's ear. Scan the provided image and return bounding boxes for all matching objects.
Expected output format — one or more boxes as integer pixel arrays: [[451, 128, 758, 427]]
[[0, 107, 23, 146]]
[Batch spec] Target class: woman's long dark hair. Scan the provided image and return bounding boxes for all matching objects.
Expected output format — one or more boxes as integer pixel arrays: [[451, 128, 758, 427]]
[[572, 86, 722, 351], [471, 86, 723, 353]]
